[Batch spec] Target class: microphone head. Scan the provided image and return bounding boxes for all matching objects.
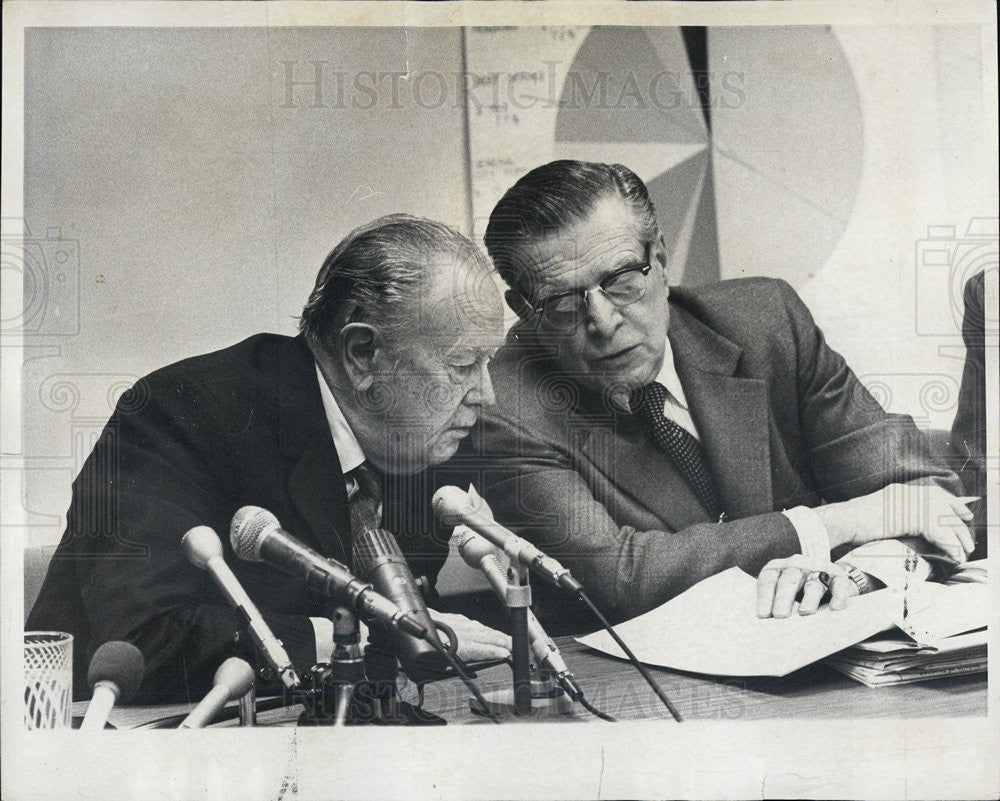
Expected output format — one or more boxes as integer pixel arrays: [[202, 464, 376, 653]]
[[352, 526, 405, 574], [214, 657, 255, 698], [181, 526, 224, 569], [431, 485, 472, 526], [230, 506, 279, 562], [87, 641, 145, 702], [452, 526, 497, 568]]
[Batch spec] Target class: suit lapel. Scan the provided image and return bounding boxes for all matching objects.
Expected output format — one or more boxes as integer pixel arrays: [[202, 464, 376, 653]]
[[669, 306, 774, 520], [578, 301, 775, 529], [583, 420, 715, 531], [277, 336, 352, 563]]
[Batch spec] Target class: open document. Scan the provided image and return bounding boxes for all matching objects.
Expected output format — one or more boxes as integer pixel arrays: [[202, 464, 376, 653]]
[[576, 565, 989, 679]]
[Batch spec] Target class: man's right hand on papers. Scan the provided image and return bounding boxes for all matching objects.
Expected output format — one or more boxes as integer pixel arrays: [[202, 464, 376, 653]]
[[756, 555, 859, 618]]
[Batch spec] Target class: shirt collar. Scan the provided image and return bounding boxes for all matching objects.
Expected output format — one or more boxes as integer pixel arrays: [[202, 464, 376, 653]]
[[314, 362, 367, 474], [654, 338, 690, 410], [609, 339, 690, 413]]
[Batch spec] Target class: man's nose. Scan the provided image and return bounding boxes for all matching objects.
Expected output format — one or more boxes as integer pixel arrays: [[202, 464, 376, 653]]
[[583, 289, 622, 338], [466, 361, 496, 407]]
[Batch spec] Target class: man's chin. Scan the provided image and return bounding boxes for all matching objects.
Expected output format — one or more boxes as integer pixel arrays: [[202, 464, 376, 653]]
[[430, 436, 464, 466], [587, 366, 657, 395], [371, 434, 466, 475]]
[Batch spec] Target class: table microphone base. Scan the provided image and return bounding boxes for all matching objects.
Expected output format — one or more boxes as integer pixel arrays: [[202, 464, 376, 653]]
[[470, 681, 577, 719], [297, 689, 446, 726]]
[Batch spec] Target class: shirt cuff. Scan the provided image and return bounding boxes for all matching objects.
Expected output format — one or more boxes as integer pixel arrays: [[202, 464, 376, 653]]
[[310, 616, 334, 664], [835, 539, 933, 589], [782, 506, 831, 562]]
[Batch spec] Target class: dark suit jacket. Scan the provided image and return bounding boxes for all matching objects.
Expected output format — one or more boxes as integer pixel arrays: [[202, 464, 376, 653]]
[[951, 270, 988, 558], [451, 278, 959, 631], [27, 334, 449, 701]]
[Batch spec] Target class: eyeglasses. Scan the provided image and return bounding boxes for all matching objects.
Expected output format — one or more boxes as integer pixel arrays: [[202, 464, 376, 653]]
[[525, 242, 653, 332]]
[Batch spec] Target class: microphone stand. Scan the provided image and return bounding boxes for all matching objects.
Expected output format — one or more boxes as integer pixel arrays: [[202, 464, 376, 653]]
[[508, 561, 533, 716], [234, 625, 258, 727], [358, 630, 445, 726], [238, 682, 256, 726], [470, 562, 576, 719], [298, 608, 446, 726], [299, 606, 367, 726]]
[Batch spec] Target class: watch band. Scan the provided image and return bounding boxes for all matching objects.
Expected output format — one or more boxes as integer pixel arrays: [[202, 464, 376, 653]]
[[843, 564, 874, 595]]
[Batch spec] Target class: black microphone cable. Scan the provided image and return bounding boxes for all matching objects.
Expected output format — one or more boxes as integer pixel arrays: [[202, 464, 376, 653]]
[[576, 590, 683, 722], [578, 693, 616, 722], [559, 674, 616, 722]]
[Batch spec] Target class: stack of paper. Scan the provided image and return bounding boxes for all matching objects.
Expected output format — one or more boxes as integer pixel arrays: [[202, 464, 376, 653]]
[[576, 565, 990, 682], [826, 627, 987, 687], [825, 567, 990, 686]]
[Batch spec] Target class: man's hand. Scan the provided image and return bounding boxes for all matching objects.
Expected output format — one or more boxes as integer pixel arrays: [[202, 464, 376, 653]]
[[427, 610, 512, 662], [815, 484, 975, 561], [756, 555, 859, 618]]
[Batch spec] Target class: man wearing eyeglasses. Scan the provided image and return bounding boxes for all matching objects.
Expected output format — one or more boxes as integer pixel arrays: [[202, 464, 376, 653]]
[[456, 159, 973, 630]]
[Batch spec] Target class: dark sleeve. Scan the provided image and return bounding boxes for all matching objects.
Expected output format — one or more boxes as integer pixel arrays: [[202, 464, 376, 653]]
[[473, 415, 799, 623], [950, 271, 987, 556], [951, 272, 987, 480], [774, 278, 962, 499], [51, 382, 320, 700]]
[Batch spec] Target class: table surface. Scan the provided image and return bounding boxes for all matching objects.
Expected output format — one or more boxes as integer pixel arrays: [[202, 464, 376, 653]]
[[75, 636, 987, 728]]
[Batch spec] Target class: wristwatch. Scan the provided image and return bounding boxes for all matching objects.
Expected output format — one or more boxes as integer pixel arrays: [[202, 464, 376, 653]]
[[842, 563, 875, 595]]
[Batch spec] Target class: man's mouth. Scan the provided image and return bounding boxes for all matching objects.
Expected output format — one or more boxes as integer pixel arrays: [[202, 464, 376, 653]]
[[593, 344, 639, 365]]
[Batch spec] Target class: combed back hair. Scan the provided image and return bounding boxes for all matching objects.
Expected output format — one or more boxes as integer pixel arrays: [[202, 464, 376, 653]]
[[300, 213, 489, 353], [483, 160, 659, 296]]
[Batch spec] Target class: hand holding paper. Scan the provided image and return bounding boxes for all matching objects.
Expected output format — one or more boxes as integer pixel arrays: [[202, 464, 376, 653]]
[[756, 555, 858, 618]]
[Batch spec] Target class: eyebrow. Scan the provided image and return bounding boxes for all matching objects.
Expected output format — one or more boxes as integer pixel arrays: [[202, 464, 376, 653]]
[[540, 244, 650, 303], [444, 342, 502, 361]]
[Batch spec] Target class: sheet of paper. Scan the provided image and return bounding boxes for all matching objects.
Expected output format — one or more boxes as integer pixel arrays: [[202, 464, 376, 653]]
[[894, 582, 992, 644], [576, 567, 901, 677], [850, 626, 987, 654]]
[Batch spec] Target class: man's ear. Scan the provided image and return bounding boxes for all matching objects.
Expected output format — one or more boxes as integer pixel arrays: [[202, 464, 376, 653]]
[[504, 289, 532, 320], [654, 233, 670, 286], [338, 322, 380, 391]]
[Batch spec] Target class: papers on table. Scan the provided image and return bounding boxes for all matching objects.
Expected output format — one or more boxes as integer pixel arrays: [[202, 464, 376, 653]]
[[826, 627, 987, 687], [575, 565, 990, 681], [576, 567, 899, 676], [894, 581, 991, 643]]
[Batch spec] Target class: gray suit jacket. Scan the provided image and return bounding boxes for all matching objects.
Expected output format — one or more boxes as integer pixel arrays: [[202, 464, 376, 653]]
[[453, 278, 958, 630]]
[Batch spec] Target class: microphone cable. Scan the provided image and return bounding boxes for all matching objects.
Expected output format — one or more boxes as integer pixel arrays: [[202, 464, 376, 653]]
[[577, 692, 616, 722], [424, 618, 500, 724], [549, 668, 615, 722], [576, 590, 683, 722]]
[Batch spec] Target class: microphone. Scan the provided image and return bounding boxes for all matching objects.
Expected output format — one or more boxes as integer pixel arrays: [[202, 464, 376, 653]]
[[351, 507, 449, 682], [439, 487, 679, 722], [229, 506, 429, 641], [178, 658, 255, 729], [80, 641, 145, 731], [432, 486, 582, 593], [182, 526, 300, 690], [454, 527, 582, 701]]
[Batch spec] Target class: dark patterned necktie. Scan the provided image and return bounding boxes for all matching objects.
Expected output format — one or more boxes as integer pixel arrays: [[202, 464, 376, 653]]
[[629, 382, 724, 520], [345, 461, 383, 533]]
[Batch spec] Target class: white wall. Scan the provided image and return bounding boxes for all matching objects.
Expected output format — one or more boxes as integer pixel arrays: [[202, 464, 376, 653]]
[[18, 27, 471, 548], [799, 25, 997, 431]]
